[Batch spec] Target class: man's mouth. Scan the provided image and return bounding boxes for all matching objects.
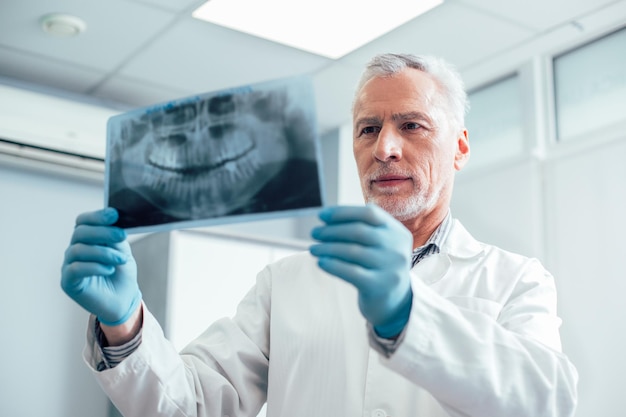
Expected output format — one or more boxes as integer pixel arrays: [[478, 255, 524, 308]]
[[371, 174, 411, 186]]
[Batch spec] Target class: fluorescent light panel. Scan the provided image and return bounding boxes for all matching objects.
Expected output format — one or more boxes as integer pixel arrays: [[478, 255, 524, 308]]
[[192, 0, 444, 59]]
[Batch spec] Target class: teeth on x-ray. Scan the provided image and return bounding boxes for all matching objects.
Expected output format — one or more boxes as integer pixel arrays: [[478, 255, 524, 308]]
[[105, 76, 324, 232]]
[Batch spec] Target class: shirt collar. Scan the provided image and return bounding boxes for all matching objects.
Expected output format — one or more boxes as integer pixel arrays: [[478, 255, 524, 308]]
[[412, 210, 452, 256], [410, 210, 452, 267]]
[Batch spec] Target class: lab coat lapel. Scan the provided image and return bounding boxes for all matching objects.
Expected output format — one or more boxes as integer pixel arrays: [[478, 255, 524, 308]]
[[441, 219, 484, 259], [411, 219, 484, 285], [411, 253, 450, 284]]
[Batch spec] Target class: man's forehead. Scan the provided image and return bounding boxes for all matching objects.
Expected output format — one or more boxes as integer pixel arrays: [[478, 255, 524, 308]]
[[355, 72, 439, 106], [352, 74, 443, 120]]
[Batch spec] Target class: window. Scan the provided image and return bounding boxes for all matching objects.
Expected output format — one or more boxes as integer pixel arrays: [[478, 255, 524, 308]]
[[465, 74, 525, 167], [553, 27, 626, 141]]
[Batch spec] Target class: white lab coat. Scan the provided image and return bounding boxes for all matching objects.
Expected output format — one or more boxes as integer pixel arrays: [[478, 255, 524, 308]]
[[84, 219, 578, 417]]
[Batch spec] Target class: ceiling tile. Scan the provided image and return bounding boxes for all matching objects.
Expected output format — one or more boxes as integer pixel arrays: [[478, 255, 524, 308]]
[[94, 75, 192, 108], [462, 1, 626, 89], [127, 0, 204, 13], [117, 17, 332, 93], [340, 1, 534, 70], [456, 0, 620, 31], [575, 0, 626, 35], [0, 47, 106, 94], [0, 0, 175, 72]]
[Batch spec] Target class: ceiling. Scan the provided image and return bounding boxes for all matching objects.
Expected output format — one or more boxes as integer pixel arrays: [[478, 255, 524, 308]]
[[1, 0, 625, 136]]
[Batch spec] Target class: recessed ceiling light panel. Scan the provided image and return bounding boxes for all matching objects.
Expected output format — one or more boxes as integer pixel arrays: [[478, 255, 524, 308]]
[[192, 0, 444, 59]]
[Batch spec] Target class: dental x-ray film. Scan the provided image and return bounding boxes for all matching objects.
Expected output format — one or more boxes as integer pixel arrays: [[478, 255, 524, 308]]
[[105, 76, 324, 234]]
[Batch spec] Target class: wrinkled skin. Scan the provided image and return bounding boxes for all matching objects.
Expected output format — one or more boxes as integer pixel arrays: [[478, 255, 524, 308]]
[[352, 68, 469, 238]]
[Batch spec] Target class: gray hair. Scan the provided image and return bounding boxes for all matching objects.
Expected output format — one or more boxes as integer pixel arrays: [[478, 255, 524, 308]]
[[353, 53, 469, 129]]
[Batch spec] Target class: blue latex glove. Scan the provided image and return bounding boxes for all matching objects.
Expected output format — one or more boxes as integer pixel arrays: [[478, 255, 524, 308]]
[[310, 204, 413, 338], [61, 208, 141, 326]]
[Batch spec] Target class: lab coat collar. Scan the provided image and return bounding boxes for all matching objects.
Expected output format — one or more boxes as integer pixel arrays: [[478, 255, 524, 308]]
[[440, 219, 484, 259], [412, 220, 484, 285]]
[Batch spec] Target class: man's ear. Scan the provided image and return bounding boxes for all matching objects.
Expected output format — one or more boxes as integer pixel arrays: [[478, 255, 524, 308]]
[[454, 129, 470, 171]]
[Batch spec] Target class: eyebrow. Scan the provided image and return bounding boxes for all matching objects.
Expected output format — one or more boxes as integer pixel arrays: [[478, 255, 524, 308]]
[[391, 111, 432, 123], [354, 116, 382, 131], [355, 112, 433, 130]]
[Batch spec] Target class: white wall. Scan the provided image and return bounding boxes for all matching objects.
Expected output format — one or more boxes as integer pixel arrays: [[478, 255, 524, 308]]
[[544, 138, 626, 417], [0, 160, 109, 417]]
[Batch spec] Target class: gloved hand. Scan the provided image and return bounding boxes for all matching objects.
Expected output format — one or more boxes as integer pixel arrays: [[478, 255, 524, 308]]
[[310, 204, 413, 338], [61, 208, 142, 326]]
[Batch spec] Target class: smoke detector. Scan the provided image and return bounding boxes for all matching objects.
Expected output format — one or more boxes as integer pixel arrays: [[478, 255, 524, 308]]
[[40, 13, 87, 37]]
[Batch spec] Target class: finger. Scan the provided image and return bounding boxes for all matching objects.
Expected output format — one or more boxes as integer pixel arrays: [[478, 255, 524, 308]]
[[75, 207, 119, 227], [61, 262, 116, 287], [318, 204, 388, 227], [70, 223, 127, 246], [311, 222, 384, 246], [315, 256, 375, 290], [60, 267, 118, 303], [310, 243, 392, 269], [64, 243, 128, 266], [110, 239, 134, 257]]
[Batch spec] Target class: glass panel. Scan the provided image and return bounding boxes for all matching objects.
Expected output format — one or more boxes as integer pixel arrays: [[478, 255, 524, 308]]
[[554, 27, 626, 141], [465, 75, 524, 167]]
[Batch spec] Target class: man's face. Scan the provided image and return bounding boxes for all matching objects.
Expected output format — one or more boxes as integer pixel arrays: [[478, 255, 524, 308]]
[[119, 92, 289, 219], [352, 68, 469, 223]]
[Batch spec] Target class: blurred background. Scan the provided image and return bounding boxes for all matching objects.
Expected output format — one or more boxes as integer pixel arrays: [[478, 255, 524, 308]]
[[1, 1, 625, 416]]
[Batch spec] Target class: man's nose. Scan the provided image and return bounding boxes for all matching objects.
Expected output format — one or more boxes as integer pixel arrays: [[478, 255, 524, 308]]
[[373, 126, 403, 162]]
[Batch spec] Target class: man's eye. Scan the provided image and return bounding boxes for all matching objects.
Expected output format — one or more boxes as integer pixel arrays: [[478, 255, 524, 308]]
[[360, 126, 380, 136], [404, 122, 421, 130]]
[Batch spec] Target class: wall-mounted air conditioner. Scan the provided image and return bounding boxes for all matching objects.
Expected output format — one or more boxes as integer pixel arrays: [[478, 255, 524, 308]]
[[0, 80, 123, 173]]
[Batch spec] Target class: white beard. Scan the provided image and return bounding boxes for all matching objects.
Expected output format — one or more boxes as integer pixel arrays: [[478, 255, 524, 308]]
[[365, 186, 440, 222], [361, 163, 449, 222]]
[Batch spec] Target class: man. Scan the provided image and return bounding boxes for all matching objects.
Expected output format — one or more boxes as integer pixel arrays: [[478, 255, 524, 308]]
[[61, 53, 578, 416]]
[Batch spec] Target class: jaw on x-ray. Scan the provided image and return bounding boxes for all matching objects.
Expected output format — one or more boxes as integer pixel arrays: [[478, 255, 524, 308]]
[[105, 76, 324, 232]]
